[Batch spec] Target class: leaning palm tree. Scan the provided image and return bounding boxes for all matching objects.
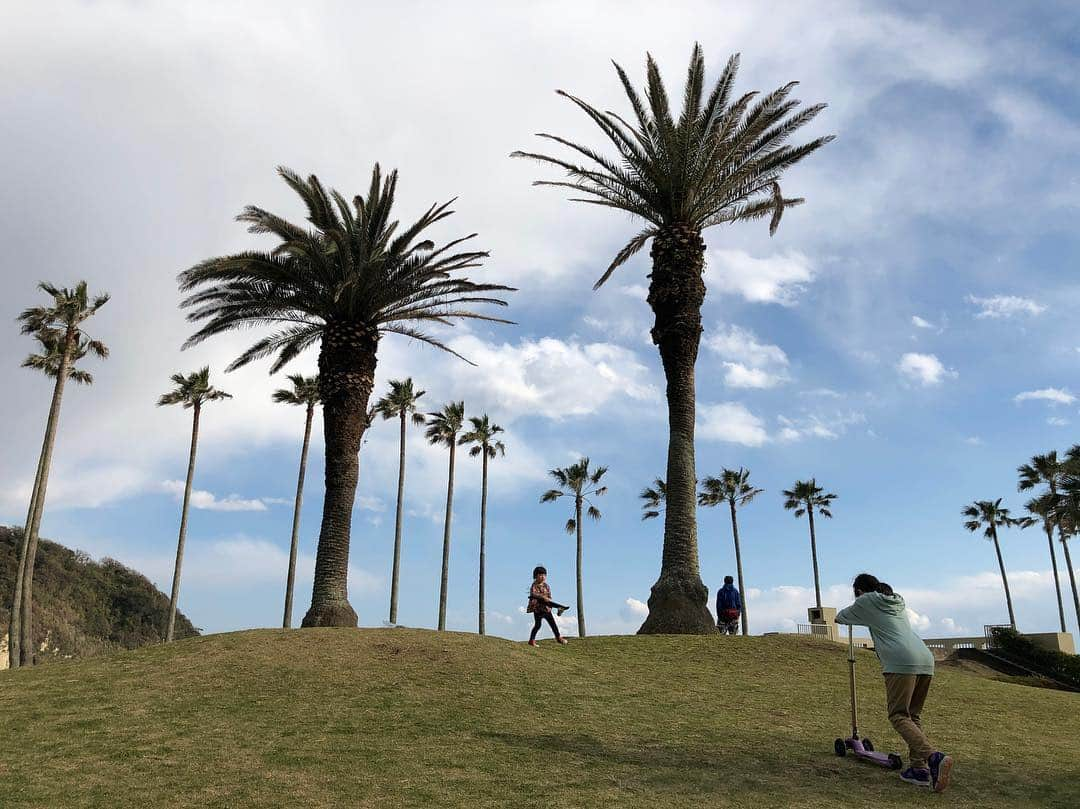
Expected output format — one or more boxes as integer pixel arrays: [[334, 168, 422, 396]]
[[781, 479, 836, 610], [427, 401, 466, 631], [962, 499, 1027, 630], [540, 458, 608, 638], [272, 373, 321, 629], [1051, 448, 1080, 630], [1018, 451, 1070, 633], [158, 368, 231, 642], [178, 166, 512, 627], [460, 414, 506, 635], [700, 468, 763, 635], [373, 378, 427, 625], [9, 282, 108, 668], [514, 44, 832, 634], [640, 478, 667, 521]]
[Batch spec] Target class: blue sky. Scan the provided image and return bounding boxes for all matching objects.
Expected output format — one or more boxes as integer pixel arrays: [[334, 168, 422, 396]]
[[1, 1, 1078, 641]]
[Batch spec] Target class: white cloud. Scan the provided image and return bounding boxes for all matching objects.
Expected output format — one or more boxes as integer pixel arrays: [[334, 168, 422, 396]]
[[775, 411, 866, 442], [356, 495, 386, 513], [705, 325, 790, 389], [964, 436, 984, 446], [897, 353, 957, 386], [706, 249, 814, 306], [161, 480, 270, 512], [620, 597, 649, 622], [911, 315, 934, 329], [967, 294, 1046, 319], [697, 402, 769, 447], [905, 607, 931, 632], [1014, 388, 1075, 406], [1047, 416, 1070, 427]]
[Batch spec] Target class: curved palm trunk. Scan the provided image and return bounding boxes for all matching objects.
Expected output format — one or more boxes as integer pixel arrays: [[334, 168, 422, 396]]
[[729, 500, 749, 635], [807, 506, 822, 611], [1061, 536, 1080, 633], [302, 329, 378, 628], [990, 526, 1017, 630], [282, 403, 314, 629], [638, 225, 714, 635], [1044, 521, 1067, 634], [437, 441, 457, 631], [388, 412, 408, 626], [166, 403, 200, 643], [478, 450, 488, 635], [575, 496, 586, 638], [19, 336, 73, 665], [8, 441, 48, 669]]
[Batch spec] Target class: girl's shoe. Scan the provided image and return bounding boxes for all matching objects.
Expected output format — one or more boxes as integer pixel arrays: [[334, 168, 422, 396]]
[[556, 607, 568, 616], [528, 639, 538, 647], [928, 752, 953, 793], [557, 637, 569, 644], [899, 767, 931, 787]]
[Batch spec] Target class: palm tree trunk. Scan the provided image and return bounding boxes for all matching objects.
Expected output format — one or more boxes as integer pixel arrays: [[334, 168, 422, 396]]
[[8, 440, 47, 669], [1045, 521, 1067, 634], [1061, 535, 1080, 633], [389, 411, 408, 626], [807, 506, 822, 610], [282, 403, 314, 629], [575, 496, 586, 638], [638, 224, 714, 635], [166, 404, 200, 643], [729, 500, 749, 635], [991, 526, 1017, 630], [478, 450, 488, 635], [19, 333, 73, 665], [437, 440, 457, 631], [302, 329, 377, 628]]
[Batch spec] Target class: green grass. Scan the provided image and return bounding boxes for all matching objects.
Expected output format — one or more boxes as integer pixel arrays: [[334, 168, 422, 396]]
[[1, 629, 1077, 808]]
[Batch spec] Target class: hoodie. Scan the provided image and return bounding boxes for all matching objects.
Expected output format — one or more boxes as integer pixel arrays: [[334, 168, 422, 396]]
[[716, 582, 741, 613], [835, 592, 935, 676]]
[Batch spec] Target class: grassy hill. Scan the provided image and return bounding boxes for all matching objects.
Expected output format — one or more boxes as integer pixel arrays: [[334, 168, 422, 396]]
[[1, 527, 197, 666], [0, 629, 1077, 808]]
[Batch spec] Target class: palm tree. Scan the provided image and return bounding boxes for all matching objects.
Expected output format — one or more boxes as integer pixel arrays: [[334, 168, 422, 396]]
[[9, 282, 108, 668], [962, 499, 1027, 630], [373, 378, 426, 626], [540, 458, 607, 638], [514, 44, 832, 634], [272, 373, 321, 629], [640, 478, 667, 521], [178, 166, 513, 627], [427, 402, 465, 631], [700, 468, 763, 635], [1051, 447, 1080, 631], [158, 368, 231, 642], [460, 415, 506, 635], [781, 479, 837, 610], [1018, 451, 1069, 633]]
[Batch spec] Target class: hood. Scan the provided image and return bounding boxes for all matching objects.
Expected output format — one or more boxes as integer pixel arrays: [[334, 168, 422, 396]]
[[721, 582, 735, 590], [865, 591, 906, 615]]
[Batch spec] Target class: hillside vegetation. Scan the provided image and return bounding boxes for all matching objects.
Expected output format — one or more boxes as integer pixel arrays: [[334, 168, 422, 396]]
[[0, 527, 197, 666], [0, 629, 1077, 808]]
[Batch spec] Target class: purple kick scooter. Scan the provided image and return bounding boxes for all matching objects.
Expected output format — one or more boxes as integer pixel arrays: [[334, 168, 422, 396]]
[[833, 625, 903, 770]]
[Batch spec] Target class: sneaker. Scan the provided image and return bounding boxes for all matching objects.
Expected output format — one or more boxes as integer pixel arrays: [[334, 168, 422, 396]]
[[557, 607, 568, 616], [557, 637, 569, 644], [928, 752, 953, 793], [528, 639, 538, 647], [899, 767, 931, 788]]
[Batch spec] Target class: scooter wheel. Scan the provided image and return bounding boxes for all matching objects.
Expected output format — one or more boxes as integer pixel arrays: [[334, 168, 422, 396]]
[[888, 753, 903, 770], [834, 738, 847, 757], [862, 738, 874, 752]]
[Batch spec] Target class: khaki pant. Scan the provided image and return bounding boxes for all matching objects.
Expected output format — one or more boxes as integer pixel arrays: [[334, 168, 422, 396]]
[[883, 673, 935, 770]]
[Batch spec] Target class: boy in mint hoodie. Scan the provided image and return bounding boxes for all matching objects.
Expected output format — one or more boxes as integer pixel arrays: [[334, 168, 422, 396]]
[[835, 573, 954, 792]]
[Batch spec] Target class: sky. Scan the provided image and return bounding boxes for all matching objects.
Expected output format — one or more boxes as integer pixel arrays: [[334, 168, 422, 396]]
[[1, 1, 1079, 642]]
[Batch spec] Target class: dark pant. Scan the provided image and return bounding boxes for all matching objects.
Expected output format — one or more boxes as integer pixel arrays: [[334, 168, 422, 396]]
[[530, 610, 561, 641]]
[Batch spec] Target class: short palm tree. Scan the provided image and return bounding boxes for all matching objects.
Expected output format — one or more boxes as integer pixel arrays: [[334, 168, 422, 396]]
[[700, 468, 763, 635], [272, 373, 321, 629], [1018, 451, 1069, 633], [158, 368, 231, 642], [373, 378, 426, 625], [460, 415, 506, 635], [515, 44, 832, 634], [782, 479, 836, 610], [8, 282, 108, 669], [427, 401, 466, 631], [541, 458, 608, 638], [640, 478, 667, 521], [962, 499, 1027, 630], [178, 166, 512, 628]]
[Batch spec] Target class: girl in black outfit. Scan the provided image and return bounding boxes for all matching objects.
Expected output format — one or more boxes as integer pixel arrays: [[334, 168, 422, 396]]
[[527, 565, 569, 646]]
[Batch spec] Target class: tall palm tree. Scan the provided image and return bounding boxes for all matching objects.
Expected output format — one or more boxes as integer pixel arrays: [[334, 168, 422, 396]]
[[158, 368, 231, 642], [9, 282, 108, 668], [540, 458, 607, 638], [1018, 451, 1069, 633], [272, 373, 321, 629], [427, 401, 465, 631], [640, 477, 667, 521], [1051, 447, 1080, 631], [373, 378, 426, 626], [178, 166, 513, 628], [514, 45, 832, 634], [782, 479, 836, 610], [460, 415, 506, 635], [700, 468, 763, 635], [962, 499, 1027, 630]]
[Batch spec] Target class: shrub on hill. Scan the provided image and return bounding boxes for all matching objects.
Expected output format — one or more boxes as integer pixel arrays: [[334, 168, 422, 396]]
[[990, 626, 1080, 689], [1, 526, 198, 665]]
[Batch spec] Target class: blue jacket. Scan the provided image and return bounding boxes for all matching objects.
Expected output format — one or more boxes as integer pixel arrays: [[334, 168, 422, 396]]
[[716, 583, 741, 613]]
